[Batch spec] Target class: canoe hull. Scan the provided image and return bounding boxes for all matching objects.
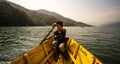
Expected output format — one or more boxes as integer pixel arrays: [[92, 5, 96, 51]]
[[11, 37, 102, 64], [67, 38, 102, 64]]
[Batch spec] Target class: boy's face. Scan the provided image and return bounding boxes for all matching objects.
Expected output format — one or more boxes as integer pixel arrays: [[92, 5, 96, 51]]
[[56, 24, 63, 31]]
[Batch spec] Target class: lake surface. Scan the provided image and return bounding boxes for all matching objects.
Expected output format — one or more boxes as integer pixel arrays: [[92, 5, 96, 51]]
[[0, 26, 120, 64]]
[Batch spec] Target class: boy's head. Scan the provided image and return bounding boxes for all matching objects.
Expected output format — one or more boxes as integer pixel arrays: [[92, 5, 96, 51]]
[[56, 21, 63, 27]]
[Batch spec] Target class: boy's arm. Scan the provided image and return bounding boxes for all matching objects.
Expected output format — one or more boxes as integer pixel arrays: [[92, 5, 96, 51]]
[[45, 34, 54, 40]]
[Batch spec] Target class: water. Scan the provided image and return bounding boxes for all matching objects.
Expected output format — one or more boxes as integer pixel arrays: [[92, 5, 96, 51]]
[[0, 26, 120, 64]]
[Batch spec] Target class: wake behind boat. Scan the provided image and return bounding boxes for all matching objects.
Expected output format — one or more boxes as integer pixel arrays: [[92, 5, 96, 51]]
[[11, 37, 102, 64]]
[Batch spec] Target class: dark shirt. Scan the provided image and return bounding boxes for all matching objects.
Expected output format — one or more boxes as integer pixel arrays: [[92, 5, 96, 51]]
[[54, 29, 66, 43]]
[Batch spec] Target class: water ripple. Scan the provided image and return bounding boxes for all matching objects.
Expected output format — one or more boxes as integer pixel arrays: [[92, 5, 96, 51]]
[[0, 26, 120, 64]]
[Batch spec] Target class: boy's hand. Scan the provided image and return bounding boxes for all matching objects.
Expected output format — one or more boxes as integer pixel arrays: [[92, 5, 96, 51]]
[[52, 23, 57, 27]]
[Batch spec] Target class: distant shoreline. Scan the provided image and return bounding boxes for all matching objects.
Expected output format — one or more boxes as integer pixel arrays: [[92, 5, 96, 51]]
[[0, 25, 93, 27]]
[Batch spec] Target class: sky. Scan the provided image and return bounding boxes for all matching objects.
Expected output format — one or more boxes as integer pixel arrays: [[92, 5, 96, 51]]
[[7, 0, 120, 26]]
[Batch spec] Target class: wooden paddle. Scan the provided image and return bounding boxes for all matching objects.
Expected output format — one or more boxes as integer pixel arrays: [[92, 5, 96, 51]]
[[40, 27, 54, 44]]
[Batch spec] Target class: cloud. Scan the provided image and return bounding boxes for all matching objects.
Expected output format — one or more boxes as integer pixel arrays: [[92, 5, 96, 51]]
[[86, 9, 120, 25]]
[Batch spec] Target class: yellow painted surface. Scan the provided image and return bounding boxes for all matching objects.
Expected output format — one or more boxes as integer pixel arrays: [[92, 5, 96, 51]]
[[11, 37, 102, 64]]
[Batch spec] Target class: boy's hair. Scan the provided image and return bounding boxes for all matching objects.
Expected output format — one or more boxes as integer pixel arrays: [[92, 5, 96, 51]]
[[56, 21, 63, 27]]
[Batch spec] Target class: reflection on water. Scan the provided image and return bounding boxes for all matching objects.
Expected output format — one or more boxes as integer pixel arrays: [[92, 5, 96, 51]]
[[0, 26, 120, 64]]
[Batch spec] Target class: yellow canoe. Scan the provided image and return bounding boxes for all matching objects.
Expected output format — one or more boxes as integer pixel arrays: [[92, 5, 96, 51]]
[[11, 37, 102, 64]]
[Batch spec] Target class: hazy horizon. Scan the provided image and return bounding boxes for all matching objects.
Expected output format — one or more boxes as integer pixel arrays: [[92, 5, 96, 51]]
[[6, 0, 120, 26]]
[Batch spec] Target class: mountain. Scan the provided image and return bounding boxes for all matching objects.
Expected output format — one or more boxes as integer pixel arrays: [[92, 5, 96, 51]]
[[36, 9, 91, 26], [0, 0, 91, 26], [0, 1, 35, 26]]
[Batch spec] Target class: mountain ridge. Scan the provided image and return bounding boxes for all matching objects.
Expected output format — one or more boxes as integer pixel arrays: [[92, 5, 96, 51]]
[[0, 0, 91, 26], [36, 9, 91, 26]]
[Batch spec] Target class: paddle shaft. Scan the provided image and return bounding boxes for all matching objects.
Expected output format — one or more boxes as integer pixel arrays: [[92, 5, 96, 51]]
[[40, 27, 54, 44]]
